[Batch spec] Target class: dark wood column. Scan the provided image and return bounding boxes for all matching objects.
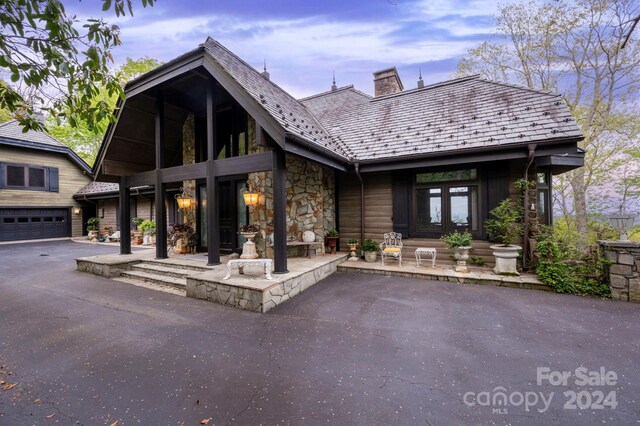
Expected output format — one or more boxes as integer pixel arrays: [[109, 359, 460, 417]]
[[206, 80, 220, 265], [119, 176, 131, 255], [155, 93, 168, 259], [272, 147, 288, 273]]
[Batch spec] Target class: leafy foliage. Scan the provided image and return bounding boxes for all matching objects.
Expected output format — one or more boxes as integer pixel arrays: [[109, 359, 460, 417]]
[[0, 0, 154, 133], [239, 223, 259, 233], [86, 217, 100, 231], [441, 230, 472, 248], [469, 256, 487, 267], [326, 229, 339, 237], [169, 223, 195, 237], [138, 219, 156, 236], [535, 225, 610, 297], [361, 239, 379, 252], [486, 199, 524, 245]]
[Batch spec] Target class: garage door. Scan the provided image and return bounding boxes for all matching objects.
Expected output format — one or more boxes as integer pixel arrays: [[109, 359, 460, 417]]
[[0, 208, 70, 241]]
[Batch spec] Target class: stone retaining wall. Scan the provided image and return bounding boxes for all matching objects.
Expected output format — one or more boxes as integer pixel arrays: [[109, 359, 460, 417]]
[[599, 241, 640, 302]]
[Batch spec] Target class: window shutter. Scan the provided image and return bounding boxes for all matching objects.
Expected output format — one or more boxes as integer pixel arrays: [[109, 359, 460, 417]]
[[48, 167, 59, 192], [0, 163, 4, 189]]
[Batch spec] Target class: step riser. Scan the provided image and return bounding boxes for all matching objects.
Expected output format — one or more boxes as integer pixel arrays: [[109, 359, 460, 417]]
[[120, 272, 186, 290], [131, 265, 190, 279], [140, 260, 210, 272]]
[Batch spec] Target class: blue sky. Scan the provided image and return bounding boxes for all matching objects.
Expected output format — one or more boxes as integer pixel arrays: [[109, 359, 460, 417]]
[[65, 0, 502, 98]]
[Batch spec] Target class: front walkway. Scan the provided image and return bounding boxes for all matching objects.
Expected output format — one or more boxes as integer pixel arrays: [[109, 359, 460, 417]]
[[338, 257, 549, 291]]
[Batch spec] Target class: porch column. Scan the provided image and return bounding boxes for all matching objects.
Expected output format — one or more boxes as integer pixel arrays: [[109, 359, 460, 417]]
[[155, 92, 168, 259], [119, 176, 131, 255], [272, 147, 288, 273], [206, 80, 220, 265]]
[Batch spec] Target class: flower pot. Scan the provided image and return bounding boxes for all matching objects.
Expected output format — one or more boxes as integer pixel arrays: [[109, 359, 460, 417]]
[[87, 230, 98, 240], [240, 232, 258, 259], [490, 244, 522, 275], [347, 243, 358, 261], [364, 251, 377, 263], [326, 237, 338, 254], [143, 234, 151, 245], [453, 246, 472, 273]]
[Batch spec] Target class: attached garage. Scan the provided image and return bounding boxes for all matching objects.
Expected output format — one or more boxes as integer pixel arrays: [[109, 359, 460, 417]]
[[0, 208, 71, 241]]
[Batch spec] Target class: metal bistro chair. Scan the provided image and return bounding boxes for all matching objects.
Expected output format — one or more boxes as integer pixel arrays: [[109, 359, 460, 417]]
[[380, 232, 403, 266]]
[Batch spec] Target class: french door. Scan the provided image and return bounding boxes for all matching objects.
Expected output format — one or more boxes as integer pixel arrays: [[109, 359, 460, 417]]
[[415, 184, 479, 236]]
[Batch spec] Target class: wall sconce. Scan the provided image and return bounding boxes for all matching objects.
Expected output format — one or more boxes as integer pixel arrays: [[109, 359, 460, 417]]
[[175, 187, 195, 210], [241, 182, 260, 210], [73, 207, 81, 215], [530, 203, 536, 211]]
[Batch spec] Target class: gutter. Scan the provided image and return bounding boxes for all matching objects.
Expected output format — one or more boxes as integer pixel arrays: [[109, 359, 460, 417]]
[[354, 163, 365, 257]]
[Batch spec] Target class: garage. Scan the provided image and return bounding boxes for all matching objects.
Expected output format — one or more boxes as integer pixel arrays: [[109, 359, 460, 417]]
[[0, 208, 70, 242]]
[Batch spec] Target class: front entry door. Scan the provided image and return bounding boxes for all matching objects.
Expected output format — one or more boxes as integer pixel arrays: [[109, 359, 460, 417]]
[[197, 178, 247, 253], [415, 184, 479, 237]]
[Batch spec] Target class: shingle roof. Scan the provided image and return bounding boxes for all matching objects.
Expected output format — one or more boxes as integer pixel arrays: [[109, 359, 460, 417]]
[[75, 181, 119, 196], [300, 75, 583, 162], [0, 120, 65, 147], [202, 38, 353, 159]]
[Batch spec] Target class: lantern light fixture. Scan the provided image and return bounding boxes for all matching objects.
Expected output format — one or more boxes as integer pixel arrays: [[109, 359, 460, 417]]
[[241, 182, 260, 209], [175, 187, 195, 210]]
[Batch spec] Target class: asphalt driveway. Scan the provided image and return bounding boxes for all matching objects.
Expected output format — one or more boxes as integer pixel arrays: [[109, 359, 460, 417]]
[[0, 240, 638, 425]]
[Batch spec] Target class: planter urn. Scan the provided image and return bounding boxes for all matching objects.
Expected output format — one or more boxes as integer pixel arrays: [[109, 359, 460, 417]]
[[240, 232, 259, 259], [326, 237, 338, 254], [364, 251, 378, 263], [490, 244, 522, 275], [453, 246, 472, 273]]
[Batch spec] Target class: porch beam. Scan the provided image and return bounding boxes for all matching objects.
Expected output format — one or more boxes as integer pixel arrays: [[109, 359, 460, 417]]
[[214, 152, 272, 177], [119, 176, 131, 255], [206, 79, 220, 265], [272, 148, 288, 273], [155, 92, 168, 259], [160, 162, 207, 183], [125, 170, 157, 188]]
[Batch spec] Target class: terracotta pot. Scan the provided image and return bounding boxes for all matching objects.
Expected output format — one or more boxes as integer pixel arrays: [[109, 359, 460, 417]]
[[326, 237, 338, 254]]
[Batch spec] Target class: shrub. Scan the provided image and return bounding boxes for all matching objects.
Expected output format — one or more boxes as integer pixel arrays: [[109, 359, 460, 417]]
[[327, 229, 339, 237], [132, 217, 144, 228], [169, 223, 194, 237], [486, 198, 523, 245], [347, 238, 358, 244], [535, 226, 610, 297], [361, 239, 379, 252], [469, 256, 487, 266], [239, 223, 259, 233], [441, 230, 472, 248], [86, 217, 100, 231]]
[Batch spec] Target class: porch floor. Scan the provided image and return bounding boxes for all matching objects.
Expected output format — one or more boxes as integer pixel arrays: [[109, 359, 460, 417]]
[[76, 249, 347, 312], [337, 257, 550, 291]]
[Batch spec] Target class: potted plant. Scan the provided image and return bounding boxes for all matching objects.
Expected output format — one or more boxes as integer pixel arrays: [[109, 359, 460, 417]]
[[86, 217, 100, 240], [361, 239, 379, 263], [132, 217, 144, 245], [326, 229, 339, 254], [441, 230, 473, 273], [486, 198, 524, 275], [347, 238, 358, 261], [139, 220, 156, 245], [169, 223, 195, 254]]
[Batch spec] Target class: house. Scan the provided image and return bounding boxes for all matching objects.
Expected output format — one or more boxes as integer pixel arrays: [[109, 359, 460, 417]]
[[0, 120, 92, 242], [90, 37, 583, 272]]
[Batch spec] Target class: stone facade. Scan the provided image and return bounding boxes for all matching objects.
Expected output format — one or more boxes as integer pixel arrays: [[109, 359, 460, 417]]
[[245, 117, 336, 258], [600, 241, 640, 302], [182, 113, 197, 227]]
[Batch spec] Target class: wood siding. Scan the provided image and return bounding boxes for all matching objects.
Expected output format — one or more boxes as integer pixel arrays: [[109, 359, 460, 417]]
[[0, 146, 91, 237], [338, 171, 393, 247]]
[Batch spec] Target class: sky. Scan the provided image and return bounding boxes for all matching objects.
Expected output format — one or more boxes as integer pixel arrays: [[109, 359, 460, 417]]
[[63, 0, 502, 98]]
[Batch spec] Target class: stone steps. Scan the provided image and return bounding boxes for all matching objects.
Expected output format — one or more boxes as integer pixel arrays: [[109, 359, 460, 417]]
[[120, 270, 187, 289], [131, 263, 194, 279], [113, 277, 187, 296], [141, 259, 211, 272]]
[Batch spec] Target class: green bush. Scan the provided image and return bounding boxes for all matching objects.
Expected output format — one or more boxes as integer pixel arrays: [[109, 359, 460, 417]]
[[486, 198, 523, 245], [327, 229, 339, 237], [347, 238, 358, 244], [87, 217, 100, 231], [441, 230, 472, 248], [535, 226, 610, 297], [361, 239, 379, 252], [139, 220, 156, 236], [469, 256, 487, 266]]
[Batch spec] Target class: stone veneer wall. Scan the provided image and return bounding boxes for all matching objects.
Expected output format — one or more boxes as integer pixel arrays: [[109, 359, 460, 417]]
[[600, 241, 640, 302], [245, 117, 335, 257], [182, 113, 196, 227]]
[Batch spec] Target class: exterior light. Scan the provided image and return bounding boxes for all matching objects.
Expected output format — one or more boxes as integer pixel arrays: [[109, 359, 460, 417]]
[[608, 212, 636, 241], [73, 207, 81, 215], [175, 187, 194, 210], [241, 181, 260, 209]]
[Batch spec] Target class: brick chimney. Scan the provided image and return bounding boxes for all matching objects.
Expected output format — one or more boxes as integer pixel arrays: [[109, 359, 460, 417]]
[[373, 67, 404, 97]]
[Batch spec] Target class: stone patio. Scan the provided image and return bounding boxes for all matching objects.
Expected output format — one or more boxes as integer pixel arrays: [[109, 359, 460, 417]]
[[338, 257, 550, 291]]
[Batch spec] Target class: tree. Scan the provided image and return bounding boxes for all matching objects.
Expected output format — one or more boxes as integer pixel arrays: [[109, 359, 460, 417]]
[[457, 0, 640, 250], [0, 0, 154, 132], [48, 57, 162, 165]]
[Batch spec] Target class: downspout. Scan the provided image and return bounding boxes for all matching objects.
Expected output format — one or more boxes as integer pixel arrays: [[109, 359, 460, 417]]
[[354, 163, 365, 257], [522, 144, 537, 269]]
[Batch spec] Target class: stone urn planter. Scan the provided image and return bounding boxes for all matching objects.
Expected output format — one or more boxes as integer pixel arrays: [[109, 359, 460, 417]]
[[490, 244, 521, 275], [364, 251, 377, 263], [240, 232, 259, 259], [453, 246, 472, 273], [87, 230, 98, 240]]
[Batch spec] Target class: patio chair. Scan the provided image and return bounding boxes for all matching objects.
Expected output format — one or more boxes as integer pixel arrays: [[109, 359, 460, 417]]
[[380, 232, 403, 266]]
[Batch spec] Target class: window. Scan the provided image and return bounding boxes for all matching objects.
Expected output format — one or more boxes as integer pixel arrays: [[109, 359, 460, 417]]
[[536, 171, 551, 225], [414, 169, 480, 236], [1, 163, 56, 191]]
